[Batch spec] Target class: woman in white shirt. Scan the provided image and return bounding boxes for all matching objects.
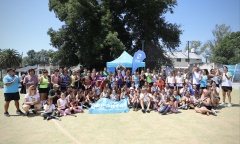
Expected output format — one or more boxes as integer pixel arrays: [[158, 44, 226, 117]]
[[22, 85, 42, 116], [175, 71, 184, 93], [165, 71, 175, 91], [220, 66, 233, 107]]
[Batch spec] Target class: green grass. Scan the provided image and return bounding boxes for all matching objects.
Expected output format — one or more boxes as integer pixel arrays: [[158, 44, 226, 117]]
[[0, 81, 3, 87], [0, 89, 239, 144]]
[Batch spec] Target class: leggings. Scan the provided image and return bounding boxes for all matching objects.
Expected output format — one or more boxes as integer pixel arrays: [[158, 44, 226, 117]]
[[59, 108, 71, 115], [160, 105, 170, 114], [72, 106, 83, 113]]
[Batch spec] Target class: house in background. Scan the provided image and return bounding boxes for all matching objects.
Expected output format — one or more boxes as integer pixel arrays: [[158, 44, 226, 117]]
[[165, 48, 202, 68]]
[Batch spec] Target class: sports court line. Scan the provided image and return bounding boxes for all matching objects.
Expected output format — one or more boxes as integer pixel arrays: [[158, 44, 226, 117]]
[[52, 120, 80, 144]]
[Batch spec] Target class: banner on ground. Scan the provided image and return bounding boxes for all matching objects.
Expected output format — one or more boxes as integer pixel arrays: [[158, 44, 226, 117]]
[[132, 50, 146, 74], [88, 98, 129, 114]]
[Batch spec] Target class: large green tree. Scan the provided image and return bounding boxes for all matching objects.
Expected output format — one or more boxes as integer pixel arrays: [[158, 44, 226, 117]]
[[211, 31, 240, 64], [48, 0, 181, 69], [0, 48, 22, 69], [201, 24, 231, 61]]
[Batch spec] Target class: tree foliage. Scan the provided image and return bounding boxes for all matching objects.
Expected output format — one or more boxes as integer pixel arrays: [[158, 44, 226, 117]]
[[201, 24, 231, 60], [48, 0, 181, 69], [0, 48, 22, 69], [211, 31, 240, 64], [184, 40, 207, 55], [22, 49, 58, 66]]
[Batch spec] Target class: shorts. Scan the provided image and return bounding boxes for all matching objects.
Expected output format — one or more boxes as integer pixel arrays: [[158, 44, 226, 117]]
[[194, 84, 200, 90], [200, 87, 206, 89], [4, 92, 20, 101], [177, 86, 183, 89], [22, 103, 35, 109], [221, 86, 232, 92], [206, 106, 212, 110], [169, 86, 174, 89], [39, 88, 48, 93]]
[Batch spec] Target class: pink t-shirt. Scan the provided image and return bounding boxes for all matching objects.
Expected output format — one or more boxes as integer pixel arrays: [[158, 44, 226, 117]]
[[23, 75, 38, 91]]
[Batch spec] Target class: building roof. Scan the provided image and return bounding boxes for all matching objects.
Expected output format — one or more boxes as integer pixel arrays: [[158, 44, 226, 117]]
[[165, 52, 201, 59], [15, 65, 37, 72]]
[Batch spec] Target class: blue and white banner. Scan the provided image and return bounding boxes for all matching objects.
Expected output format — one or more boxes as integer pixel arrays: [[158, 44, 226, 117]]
[[132, 50, 146, 74], [88, 98, 129, 114]]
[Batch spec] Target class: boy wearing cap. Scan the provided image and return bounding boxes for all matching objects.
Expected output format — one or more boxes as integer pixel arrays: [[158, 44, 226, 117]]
[[3, 68, 24, 117]]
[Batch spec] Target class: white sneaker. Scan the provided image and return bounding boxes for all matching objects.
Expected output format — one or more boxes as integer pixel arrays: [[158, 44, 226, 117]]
[[220, 102, 226, 106], [211, 109, 217, 116], [227, 103, 232, 107]]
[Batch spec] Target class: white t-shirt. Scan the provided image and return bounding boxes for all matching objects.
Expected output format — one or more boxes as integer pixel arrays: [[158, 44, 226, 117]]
[[167, 76, 175, 86], [44, 104, 56, 113], [175, 76, 183, 87], [140, 93, 151, 102], [193, 71, 201, 84], [221, 72, 232, 86], [211, 76, 219, 85], [25, 93, 40, 104]]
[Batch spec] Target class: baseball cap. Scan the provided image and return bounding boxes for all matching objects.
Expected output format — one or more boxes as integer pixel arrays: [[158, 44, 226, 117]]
[[7, 68, 15, 72], [53, 84, 59, 87]]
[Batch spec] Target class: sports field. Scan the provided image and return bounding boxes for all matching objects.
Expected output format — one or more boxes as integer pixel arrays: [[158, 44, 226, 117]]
[[0, 88, 239, 144]]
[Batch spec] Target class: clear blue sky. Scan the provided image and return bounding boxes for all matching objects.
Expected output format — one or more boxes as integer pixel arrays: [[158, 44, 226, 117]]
[[0, 0, 239, 57]]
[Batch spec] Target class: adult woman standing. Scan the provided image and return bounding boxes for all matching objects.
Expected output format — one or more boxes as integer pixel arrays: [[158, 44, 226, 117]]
[[132, 71, 139, 89], [165, 71, 175, 91], [39, 70, 50, 105], [91, 72, 97, 88], [22, 85, 42, 116], [124, 70, 132, 88], [220, 66, 233, 107], [199, 69, 209, 96], [60, 70, 71, 93], [175, 71, 184, 93], [75, 70, 83, 90], [23, 68, 38, 92], [70, 70, 77, 88], [51, 69, 60, 88], [151, 69, 158, 83], [139, 71, 146, 88]]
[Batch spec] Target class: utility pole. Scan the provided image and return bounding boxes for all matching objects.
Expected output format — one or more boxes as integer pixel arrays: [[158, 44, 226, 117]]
[[21, 52, 23, 67], [141, 40, 145, 71], [187, 41, 190, 65]]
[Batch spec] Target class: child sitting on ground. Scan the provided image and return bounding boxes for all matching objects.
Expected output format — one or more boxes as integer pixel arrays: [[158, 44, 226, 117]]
[[42, 99, 60, 121], [70, 98, 83, 113]]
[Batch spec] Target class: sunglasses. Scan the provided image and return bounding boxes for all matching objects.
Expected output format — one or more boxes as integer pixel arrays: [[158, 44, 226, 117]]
[[31, 89, 36, 90]]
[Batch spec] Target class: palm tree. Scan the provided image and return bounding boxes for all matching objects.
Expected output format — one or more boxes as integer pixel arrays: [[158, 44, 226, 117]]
[[0, 48, 22, 69]]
